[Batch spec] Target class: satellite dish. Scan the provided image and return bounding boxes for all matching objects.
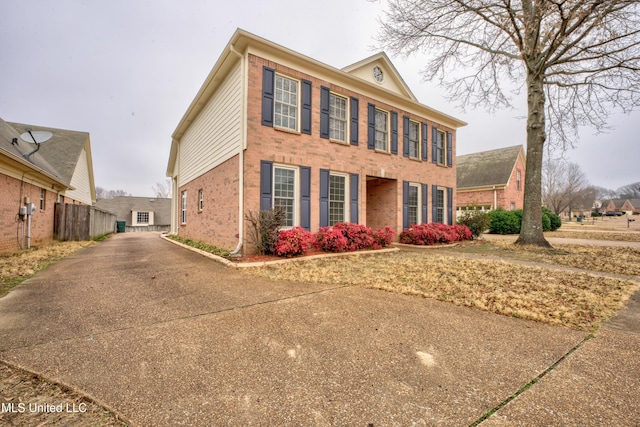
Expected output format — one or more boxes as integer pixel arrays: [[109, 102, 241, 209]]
[[20, 130, 53, 144]]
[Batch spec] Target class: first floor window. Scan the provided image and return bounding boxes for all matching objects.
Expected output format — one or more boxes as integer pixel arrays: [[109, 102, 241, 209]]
[[274, 166, 297, 227], [39, 189, 46, 210], [374, 109, 388, 151], [137, 211, 149, 224], [517, 170, 522, 190], [436, 188, 445, 223], [274, 74, 298, 131], [329, 174, 347, 225], [408, 184, 420, 226], [409, 121, 420, 159], [181, 191, 187, 224], [198, 189, 204, 211]]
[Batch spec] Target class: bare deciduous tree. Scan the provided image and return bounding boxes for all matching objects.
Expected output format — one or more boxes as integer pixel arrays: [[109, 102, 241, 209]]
[[152, 178, 172, 198], [95, 186, 130, 200], [377, 0, 640, 247], [543, 158, 594, 216], [617, 181, 640, 198]]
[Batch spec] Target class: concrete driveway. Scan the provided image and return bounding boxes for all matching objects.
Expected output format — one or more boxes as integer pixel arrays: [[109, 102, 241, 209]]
[[0, 233, 638, 426]]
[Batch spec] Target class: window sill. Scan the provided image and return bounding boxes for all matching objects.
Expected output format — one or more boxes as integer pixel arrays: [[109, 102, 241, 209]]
[[274, 126, 301, 136], [374, 148, 392, 155], [330, 138, 350, 146]]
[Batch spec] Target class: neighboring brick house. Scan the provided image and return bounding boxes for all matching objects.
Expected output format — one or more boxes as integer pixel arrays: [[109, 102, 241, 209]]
[[0, 118, 96, 252], [95, 196, 171, 232], [166, 29, 466, 253], [601, 199, 640, 215], [456, 145, 525, 216]]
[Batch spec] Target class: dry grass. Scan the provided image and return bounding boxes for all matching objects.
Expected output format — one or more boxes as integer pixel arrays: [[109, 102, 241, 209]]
[[246, 250, 639, 331], [548, 231, 640, 242], [0, 241, 93, 297]]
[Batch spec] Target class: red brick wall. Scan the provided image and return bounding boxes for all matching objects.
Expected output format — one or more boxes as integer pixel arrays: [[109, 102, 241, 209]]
[[0, 174, 56, 253], [177, 155, 240, 251], [243, 54, 457, 237]]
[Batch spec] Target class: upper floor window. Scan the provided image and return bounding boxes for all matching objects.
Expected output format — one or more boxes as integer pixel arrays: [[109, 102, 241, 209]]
[[409, 120, 420, 159], [329, 93, 348, 142], [39, 189, 46, 210], [517, 170, 522, 190], [274, 74, 298, 131], [198, 189, 204, 211], [435, 130, 446, 165], [374, 108, 388, 151]]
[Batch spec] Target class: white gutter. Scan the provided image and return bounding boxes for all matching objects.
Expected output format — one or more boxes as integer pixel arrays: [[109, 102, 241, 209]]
[[229, 43, 246, 256]]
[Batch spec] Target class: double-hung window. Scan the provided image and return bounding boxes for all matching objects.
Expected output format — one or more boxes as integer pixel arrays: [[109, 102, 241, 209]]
[[198, 189, 204, 211], [329, 93, 348, 142], [274, 75, 298, 131], [436, 188, 445, 223], [435, 130, 446, 165], [374, 109, 388, 151], [329, 173, 347, 225], [409, 120, 420, 159], [517, 170, 522, 191], [273, 166, 297, 227], [137, 212, 149, 224], [181, 191, 187, 224], [408, 183, 420, 226]]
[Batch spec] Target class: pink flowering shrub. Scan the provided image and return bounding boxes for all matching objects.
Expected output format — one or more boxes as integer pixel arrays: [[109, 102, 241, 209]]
[[399, 223, 472, 245], [275, 227, 315, 257], [315, 222, 395, 253], [315, 227, 350, 252], [373, 225, 395, 249]]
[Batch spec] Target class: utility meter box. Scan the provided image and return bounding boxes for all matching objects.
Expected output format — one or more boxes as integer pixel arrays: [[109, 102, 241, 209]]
[[19, 206, 27, 216], [26, 203, 36, 215]]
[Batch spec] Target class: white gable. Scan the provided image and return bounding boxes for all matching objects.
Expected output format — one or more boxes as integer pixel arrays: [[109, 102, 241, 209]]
[[342, 52, 417, 102]]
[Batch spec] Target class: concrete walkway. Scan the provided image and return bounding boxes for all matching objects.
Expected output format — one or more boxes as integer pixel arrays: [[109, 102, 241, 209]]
[[0, 233, 638, 426]]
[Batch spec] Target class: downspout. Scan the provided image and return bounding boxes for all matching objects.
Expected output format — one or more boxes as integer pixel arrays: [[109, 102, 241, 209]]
[[229, 43, 245, 256], [493, 186, 497, 210]]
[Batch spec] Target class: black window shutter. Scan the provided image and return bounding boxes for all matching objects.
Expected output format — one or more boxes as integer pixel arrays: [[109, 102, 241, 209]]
[[403, 116, 410, 157], [402, 180, 409, 229], [432, 126, 438, 164], [350, 97, 359, 145], [261, 67, 275, 127], [391, 111, 398, 154], [367, 103, 375, 150], [350, 173, 359, 223], [300, 166, 311, 230], [447, 132, 453, 167], [260, 161, 273, 210], [319, 169, 330, 227], [301, 80, 312, 135], [320, 86, 330, 139], [422, 184, 428, 223], [448, 187, 454, 225], [432, 184, 438, 223], [421, 123, 428, 161]]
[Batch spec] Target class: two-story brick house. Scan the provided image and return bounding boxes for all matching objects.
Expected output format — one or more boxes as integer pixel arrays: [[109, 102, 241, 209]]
[[166, 29, 466, 253]]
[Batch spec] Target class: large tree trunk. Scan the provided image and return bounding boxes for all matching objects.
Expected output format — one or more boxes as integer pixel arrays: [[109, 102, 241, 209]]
[[516, 72, 552, 248]]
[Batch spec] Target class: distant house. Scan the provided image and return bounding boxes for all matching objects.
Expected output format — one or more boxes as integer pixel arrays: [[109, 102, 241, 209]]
[[166, 29, 466, 253], [456, 145, 526, 216], [95, 196, 171, 232], [0, 118, 96, 252], [601, 199, 640, 215]]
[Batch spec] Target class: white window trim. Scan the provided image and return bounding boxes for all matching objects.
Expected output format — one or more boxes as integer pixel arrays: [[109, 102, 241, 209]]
[[409, 120, 420, 159], [436, 130, 446, 165], [374, 107, 390, 152], [181, 191, 187, 224], [408, 182, 421, 225], [329, 171, 350, 225], [132, 211, 154, 226], [329, 92, 349, 143], [274, 73, 300, 133], [436, 187, 447, 224], [273, 164, 299, 229]]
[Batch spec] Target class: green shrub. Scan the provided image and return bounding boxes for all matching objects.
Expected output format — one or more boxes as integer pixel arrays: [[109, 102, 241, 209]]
[[457, 208, 492, 239], [488, 209, 521, 234], [542, 208, 562, 231]]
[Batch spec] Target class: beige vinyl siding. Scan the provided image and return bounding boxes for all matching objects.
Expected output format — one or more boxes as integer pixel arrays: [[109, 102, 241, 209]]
[[178, 62, 242, 186], [65, 148, 93, 205]]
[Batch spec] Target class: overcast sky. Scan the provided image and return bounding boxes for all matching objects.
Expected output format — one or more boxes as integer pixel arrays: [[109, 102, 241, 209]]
[[1, 0, 638, 197]]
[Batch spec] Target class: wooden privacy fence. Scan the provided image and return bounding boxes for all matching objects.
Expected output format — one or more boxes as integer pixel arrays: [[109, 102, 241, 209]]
[[54, 203, 117, 241]]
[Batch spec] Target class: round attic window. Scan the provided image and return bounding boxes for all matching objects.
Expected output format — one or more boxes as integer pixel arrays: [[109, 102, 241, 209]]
[[373, 66, 384, 83]]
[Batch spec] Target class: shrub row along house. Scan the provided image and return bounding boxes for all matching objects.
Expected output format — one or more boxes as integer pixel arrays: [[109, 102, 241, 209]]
[[0, 118, 96, 252], [166, 29, 466, 254]]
